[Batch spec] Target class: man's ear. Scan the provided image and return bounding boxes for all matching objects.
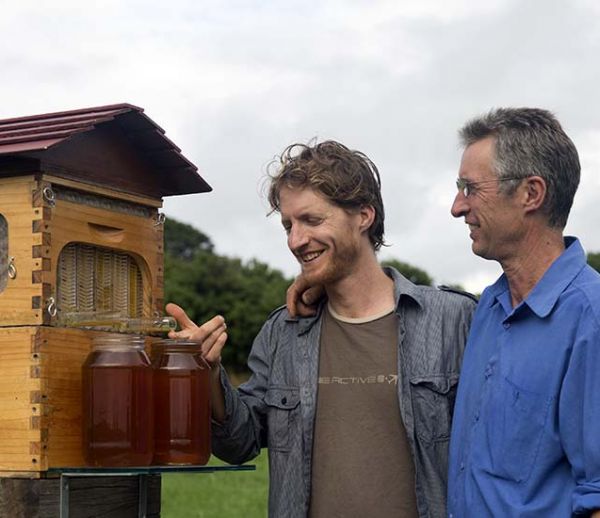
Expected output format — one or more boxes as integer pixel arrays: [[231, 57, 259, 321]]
[[523, 176, 547, 214], [358, 205, 376, 233]]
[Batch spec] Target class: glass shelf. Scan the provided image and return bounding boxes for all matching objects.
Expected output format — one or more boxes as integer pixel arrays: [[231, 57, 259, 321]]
[[47, 464, 255, 476]]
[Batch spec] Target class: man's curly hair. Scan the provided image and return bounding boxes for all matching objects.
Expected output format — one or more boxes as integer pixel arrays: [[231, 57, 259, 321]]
[[267, 140, 386, 251]]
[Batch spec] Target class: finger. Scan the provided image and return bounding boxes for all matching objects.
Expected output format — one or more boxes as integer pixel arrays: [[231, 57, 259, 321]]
[[303, 285, 325, 307], [286, 276, 309, 317], [296, 299, 318, 317], [286, 285, 299, 317], [199, 323, 227, 355], [168, 328, 197, 340], [203, 331, 228, 365], [168, 315, 226, 342], [165, 302, 198, 331], [191, 317, 226, 344]]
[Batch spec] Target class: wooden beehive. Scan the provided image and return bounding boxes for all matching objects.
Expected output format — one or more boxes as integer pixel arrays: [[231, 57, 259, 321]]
[[0, 104, 211, 477]]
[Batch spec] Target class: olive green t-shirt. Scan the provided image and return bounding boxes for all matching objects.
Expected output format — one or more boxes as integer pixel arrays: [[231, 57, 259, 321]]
[[308, 305, 419, 518]]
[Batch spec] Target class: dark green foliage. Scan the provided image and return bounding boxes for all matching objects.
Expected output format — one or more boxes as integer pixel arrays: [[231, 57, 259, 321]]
[[164, 217, 214, 259], [163, 218, 291, 372], [588, 252, 600, 273], [380, 258, 434, 286]]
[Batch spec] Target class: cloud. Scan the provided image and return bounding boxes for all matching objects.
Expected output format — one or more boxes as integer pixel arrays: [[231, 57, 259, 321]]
[[2, 0, 600, 294]]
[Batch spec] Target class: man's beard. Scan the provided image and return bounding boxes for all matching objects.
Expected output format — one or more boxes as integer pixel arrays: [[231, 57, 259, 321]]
[[301, 236, 361, 287]]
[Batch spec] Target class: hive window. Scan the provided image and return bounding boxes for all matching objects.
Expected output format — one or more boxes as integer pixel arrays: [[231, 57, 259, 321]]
[[0, 215, 7, 293], [57, 243, 144, 317]]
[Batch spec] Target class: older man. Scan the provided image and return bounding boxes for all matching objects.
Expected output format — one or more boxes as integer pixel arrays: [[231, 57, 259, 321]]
[[168, 140, 475, 518], [448, 108, 600, 517]]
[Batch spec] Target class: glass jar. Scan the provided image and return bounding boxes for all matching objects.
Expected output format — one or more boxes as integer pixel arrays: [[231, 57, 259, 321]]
[[151, 340, 211, 465], [82, 334, 154, 466]]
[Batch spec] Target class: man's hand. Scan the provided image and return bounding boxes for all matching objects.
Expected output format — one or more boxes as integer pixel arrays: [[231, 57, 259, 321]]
[[286, 275, 325, 317], [166, 302, 228, 422], [166, 303, 227, 366]]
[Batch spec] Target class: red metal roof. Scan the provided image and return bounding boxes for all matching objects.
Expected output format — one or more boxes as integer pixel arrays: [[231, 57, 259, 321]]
[[0, 103, 211, 196]]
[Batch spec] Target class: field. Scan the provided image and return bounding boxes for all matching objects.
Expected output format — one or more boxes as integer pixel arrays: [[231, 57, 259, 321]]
[[161, 451, 269, 517]]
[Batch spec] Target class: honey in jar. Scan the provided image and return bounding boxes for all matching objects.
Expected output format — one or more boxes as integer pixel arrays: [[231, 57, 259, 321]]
[[152, 340, 211, 465], [82, 334, 154, 466]]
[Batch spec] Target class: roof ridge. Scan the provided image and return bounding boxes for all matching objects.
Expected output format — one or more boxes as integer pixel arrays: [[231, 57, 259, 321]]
[[0, 103, 141, 126], [0, 119, 96, 137]]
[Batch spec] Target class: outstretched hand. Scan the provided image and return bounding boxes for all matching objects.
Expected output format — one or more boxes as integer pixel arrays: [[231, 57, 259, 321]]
[[286, 275, 325, 317], [165, 302, 228, 366]]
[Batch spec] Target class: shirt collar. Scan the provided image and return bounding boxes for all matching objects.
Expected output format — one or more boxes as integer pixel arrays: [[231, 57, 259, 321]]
[[487, 236, 587, 318]]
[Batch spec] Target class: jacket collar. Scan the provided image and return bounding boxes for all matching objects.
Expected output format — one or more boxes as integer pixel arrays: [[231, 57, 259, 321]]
[[289, 266, 424, 335], [384, 266, 425, 311]]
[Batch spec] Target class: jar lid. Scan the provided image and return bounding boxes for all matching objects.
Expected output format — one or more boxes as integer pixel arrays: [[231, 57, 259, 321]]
[[154, 339, 201, 347], [92, 333, 146, 348]]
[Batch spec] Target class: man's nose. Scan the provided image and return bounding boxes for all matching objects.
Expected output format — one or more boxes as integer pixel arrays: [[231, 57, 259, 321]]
[[451, 191, 469, 218], [288, 225, 309, 251]]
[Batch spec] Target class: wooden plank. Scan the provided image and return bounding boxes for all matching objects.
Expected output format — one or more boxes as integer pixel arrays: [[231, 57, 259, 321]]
[[67, 475, 161, 517], [0, 478, 46, 515], [0, 430, 40, 440], [0, 177, 42, 326], [37, 327, 89, 469], [0, 471, 40, 478], [0, 328, 40, 472], [0, 401, 41, 414], [0, 327, 90, 472], [0, 476, 161, 517], [0, 378, 39, 388], [44, 174, 163, 208], [0, 440, 39, 448]]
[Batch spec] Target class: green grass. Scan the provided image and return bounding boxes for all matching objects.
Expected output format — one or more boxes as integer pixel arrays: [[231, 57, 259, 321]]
[[161, 451, 269, 517]]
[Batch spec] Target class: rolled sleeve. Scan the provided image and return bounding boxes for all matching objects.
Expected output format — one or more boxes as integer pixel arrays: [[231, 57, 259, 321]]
[[211, 317, 277, 464]]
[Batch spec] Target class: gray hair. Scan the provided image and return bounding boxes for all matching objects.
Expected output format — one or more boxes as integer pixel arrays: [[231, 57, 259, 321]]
[[459, 107, 580, 229]]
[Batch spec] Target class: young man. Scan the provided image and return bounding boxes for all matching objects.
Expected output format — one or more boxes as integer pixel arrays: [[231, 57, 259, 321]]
[[167, 141, 475, 518], [448, 108, 600, 517]]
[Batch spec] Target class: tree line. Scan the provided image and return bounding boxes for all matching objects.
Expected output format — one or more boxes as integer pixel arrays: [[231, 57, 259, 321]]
[[164, 217, 600, 373]]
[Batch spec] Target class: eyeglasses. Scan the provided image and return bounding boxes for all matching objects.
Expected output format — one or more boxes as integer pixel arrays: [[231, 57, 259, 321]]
[[455, 176, 523, 197]]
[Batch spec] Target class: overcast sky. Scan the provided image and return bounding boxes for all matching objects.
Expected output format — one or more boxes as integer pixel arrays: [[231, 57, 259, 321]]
[[2, 0, 600, 292]]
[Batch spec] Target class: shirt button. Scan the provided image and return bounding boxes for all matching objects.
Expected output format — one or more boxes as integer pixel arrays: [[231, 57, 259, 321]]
[[503, 322, 510, 329], [281, 397, 287, 405], [460, 463, 465, 472], [474, 412, 480, 422]]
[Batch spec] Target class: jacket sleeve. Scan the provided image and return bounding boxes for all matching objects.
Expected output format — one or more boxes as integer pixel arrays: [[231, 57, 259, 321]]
[[211, 312, 280, 465], [560, 310, 600, 515], [458, 296, 477, 357]]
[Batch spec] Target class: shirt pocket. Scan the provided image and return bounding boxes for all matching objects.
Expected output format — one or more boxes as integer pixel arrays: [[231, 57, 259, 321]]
[[265, 385, 300, 452], [484, 376, 552, 483], [409, 374, 459, 444]]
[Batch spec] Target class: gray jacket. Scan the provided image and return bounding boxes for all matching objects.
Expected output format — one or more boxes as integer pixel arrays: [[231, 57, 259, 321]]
[[213, 268, 476, 518]]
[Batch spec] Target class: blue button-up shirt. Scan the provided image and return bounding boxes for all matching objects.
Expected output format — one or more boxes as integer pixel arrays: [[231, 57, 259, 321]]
[[448, 237, 600, 517]]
